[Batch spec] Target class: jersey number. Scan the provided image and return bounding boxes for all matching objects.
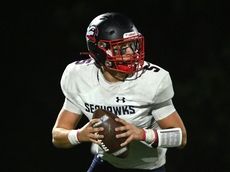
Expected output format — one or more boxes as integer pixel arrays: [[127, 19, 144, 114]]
[[144, 64, 160, 72], [75, 58, 92, 65]]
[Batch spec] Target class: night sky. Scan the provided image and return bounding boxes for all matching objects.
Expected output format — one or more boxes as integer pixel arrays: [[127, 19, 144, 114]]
[[3, 0, 230, 171]]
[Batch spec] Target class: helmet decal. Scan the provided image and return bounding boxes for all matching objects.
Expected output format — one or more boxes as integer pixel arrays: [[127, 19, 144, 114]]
[[86, 25, 98, 43], [123, 31, 139, 38]]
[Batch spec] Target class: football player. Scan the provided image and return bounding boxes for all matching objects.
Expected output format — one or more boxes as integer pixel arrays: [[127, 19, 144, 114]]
[[52, 12, 187, 172]]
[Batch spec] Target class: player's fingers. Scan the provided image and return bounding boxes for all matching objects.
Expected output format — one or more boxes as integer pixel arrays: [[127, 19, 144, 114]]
[[89, 138, 102, 144], [92, 126, 104, 133], [115, 118, 127, 125], [115, 125, 127, 132], [116, 131, 130, 138], [120, 136, 133, 147], [89, 133, 104, 140], [90, 118, 101, 126]]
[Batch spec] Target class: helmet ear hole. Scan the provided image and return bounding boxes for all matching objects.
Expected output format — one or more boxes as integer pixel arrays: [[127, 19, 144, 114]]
[[98, 41, 110, 50], [87, 41, 107, 65], [105, 60, 112, 67]]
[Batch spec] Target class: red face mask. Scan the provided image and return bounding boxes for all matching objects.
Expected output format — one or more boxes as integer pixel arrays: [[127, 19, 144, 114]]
[[98, 34, 145, 75]]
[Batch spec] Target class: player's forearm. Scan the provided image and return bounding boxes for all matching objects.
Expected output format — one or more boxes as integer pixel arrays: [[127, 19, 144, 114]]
[[52, 128, 75, 148]]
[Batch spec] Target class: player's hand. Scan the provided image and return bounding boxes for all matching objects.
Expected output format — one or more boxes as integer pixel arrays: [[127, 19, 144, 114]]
[[77, 118, 104, 144], [115, 118, 145, 147]]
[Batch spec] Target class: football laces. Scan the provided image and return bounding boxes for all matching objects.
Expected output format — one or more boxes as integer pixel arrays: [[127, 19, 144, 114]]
[[98, 139, 109, 152]]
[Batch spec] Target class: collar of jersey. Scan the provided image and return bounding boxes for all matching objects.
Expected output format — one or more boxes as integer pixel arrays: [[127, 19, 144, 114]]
[[97, 69, 124, 89]]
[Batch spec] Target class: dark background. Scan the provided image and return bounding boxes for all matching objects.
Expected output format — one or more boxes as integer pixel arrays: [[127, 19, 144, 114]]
[[3, 0, 230, 171]]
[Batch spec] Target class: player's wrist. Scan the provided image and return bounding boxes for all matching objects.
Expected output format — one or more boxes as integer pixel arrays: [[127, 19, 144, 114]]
[[141, 128, 146, 141], [67, 129, 81, 145], [142, 128, 157, 145]]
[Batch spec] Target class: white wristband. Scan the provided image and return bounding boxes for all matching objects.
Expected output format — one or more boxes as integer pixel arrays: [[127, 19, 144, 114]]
[[157, 128, 182, 147], [68, 129, 80, 145], [143, 129, 156, 144]]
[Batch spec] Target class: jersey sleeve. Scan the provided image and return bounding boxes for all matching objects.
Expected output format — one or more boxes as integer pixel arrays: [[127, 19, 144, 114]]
[[151, 72, 176, 121], [60, 63, 83, 115]]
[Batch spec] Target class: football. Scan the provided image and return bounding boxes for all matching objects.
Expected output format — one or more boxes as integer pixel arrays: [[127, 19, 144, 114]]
[[92, 108, 129, 158]]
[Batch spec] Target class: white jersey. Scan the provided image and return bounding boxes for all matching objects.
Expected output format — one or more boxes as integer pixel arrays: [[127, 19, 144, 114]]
[[60, 58, 176, 170]]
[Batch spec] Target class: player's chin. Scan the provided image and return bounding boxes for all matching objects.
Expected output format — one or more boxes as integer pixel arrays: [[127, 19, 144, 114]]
[[107, 68, 130, 79], [116, 73, 129, 79], [113, 72, 132, 81]]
